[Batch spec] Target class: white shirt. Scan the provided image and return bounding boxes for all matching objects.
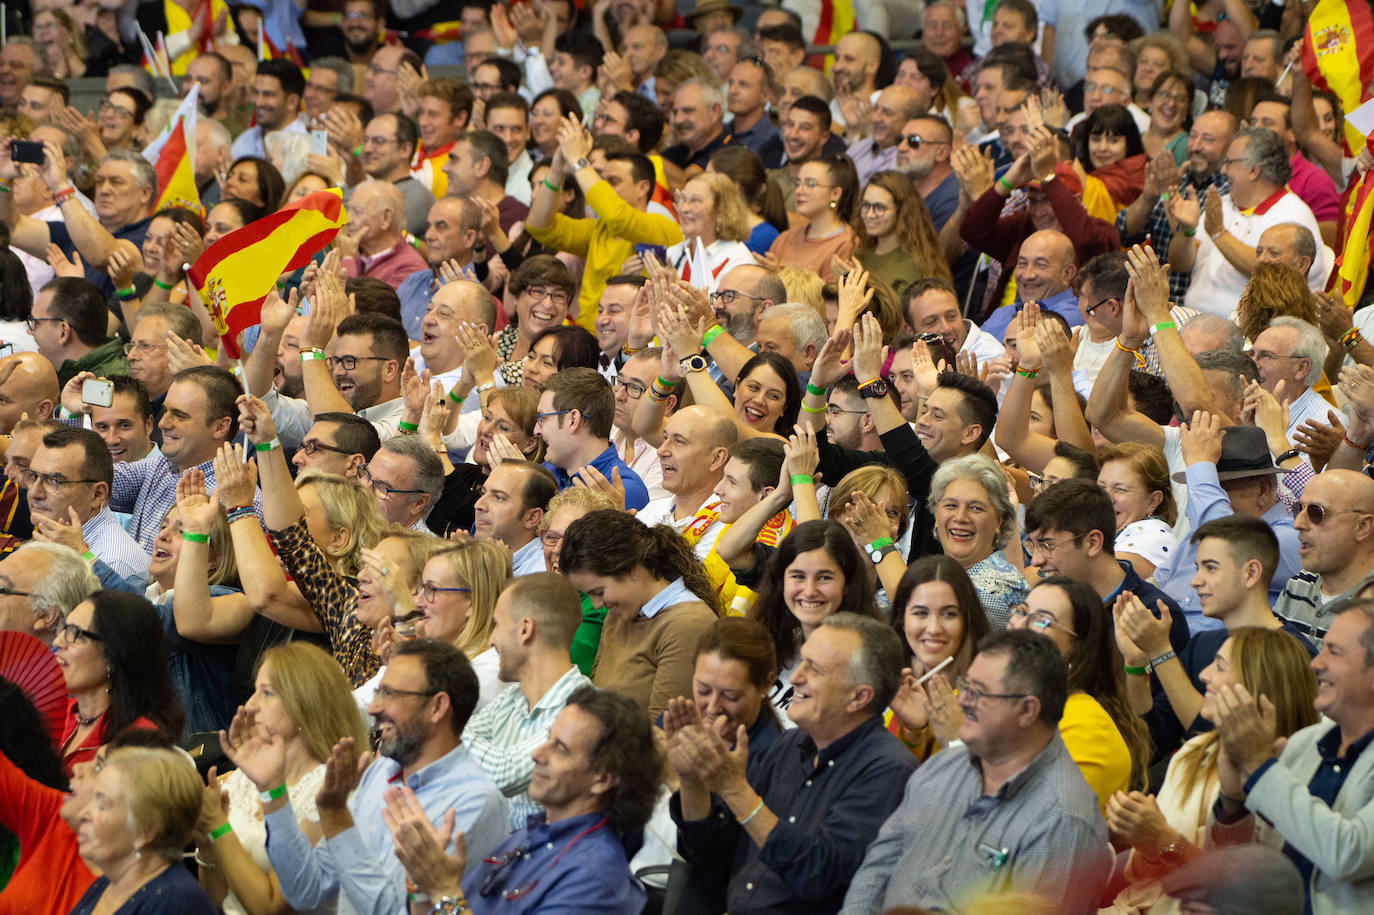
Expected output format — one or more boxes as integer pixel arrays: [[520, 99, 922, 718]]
[[1283, 385, 1334, 442], [506, 151, 533, 205], [1184, 190, 1330, 318], [960, 320, 1006, 364], [84, 506, 150, 579], [667, 238, 756, 292], [616, 432, 667, 502], [637, 493, 726, 559]]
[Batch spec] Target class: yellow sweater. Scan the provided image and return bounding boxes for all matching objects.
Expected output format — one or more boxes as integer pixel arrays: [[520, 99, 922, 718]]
[[1060, 692, 1132, 814], [526, 180, 683, 330]]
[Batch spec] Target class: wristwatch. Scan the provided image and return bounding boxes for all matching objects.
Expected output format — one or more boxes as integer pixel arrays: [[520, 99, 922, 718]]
[[857, 377, 888, 399], [428, 897, 469, 915], [573, 157, 591, 171], [679, 353, 709, 374]]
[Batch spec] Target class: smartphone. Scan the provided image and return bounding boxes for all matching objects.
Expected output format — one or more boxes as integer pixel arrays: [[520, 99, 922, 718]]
[[635, 243, 667, 263], [81, 377, 114, 408], [310, 129, 329, 157], [9, 140, 43, 164], [916, 331, 955, 367]]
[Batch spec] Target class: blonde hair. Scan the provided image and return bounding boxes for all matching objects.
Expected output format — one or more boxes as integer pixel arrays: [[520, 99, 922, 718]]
[[829, 464, 910, 538], [295, 470, 385, 578], [1098, 441, 1178, 526], [538, 487, 618, 534], [1173, 627, 1318, 788], [778, 267, 825, 316], [204, 505, 238, 587], [257, 642, 368, 762], [104, 747, 203, 861], [692, 171, 752, 242], [377, 525, 449, 589], [431, 540, 512, 658]]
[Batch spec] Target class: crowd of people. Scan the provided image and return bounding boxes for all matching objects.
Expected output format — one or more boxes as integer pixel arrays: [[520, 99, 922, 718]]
[[0, 0, 1372, 912]]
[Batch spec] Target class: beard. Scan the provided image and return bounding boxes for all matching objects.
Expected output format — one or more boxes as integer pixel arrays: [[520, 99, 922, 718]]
[[373, 714, 427, 767], [725, 309, 757, 343]]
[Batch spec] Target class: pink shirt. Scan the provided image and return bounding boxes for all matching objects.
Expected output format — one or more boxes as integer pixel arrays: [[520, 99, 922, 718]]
[[1289, 152, 1340, 223], [343, 238, 429, 287]]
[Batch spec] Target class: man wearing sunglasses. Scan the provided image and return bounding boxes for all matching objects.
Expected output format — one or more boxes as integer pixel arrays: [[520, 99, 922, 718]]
[[1272, 469, 1374, 643], [291, 412, 381, 480], [897, 115, 959, 231]]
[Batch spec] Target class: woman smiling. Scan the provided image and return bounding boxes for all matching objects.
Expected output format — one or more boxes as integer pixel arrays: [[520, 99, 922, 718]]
[[766, 156, 859, 282], [665, 172, 757, 288]]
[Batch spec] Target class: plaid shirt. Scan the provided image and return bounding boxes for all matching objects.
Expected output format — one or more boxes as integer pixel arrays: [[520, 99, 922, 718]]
[[464, 666, 592, 830], [1116, 173, 1230, 303], [111, 450, 261, 553], [269, 519, 379, 687]]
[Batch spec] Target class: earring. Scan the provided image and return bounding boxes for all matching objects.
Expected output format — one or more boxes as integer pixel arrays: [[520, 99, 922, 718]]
[[829, 200, 838, 209]]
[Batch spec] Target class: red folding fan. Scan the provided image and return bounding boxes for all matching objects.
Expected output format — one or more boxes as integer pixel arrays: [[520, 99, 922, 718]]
[[0, 631, 69, 747]]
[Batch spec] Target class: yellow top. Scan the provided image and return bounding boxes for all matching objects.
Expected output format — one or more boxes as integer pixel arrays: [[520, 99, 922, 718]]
[[1059, 691, 1132, 814]]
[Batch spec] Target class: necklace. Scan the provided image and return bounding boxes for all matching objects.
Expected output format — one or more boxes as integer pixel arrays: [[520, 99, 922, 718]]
[[75, 709, 101, 728]]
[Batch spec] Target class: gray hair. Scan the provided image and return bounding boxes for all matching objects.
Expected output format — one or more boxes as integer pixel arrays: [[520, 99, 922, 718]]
[[765, 302, 827, 356], [1273, 222, 1318, 265], [310, 56, 355, 95], [678, 77, 725, 111], [927, 453, 1018, 551], [103, 149, 158, 197], [18, 542, 99, 623], [6, 35, 49, 71], [1246, 29, 1284, 63], [379, 434, 445, 503], [1236, 126, 1292, 186], [197, 117, 232, 156], [107, 64, 158, 102], [1268, 316, 1328, 388], [818, 612, 905, 714], [354, 178, 407, 233], [1181, 314, 1246, 353], [134, 301, 204, 347]]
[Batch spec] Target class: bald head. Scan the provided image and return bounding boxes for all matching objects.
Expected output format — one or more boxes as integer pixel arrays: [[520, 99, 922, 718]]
[[0, 353, 60, 435], [832, 32, 881, 94], [683, 404, 739, 450], [348, 179, 408, 251], [1255, 223, 1316, 277], [873, 85, 924, 148], [1015, 230, 1077, 302]]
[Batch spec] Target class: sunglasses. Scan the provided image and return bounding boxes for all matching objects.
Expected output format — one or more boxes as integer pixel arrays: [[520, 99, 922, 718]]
[[1292, 501, 1368, 525]]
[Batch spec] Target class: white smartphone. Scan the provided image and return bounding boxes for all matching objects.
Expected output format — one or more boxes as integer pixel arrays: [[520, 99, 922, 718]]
[[310, 129, 329, 157], [81, 377, 114, 408]]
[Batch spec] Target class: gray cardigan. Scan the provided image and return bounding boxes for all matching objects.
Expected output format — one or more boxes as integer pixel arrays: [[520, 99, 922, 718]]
[[1209, 719, 1374, 915]]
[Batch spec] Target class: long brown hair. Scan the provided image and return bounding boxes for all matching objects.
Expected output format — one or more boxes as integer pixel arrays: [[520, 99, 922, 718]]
[[854, 171, 952, 284]]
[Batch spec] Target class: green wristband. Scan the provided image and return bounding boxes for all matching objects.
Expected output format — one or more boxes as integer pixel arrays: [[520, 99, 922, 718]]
[[1180, 226, 1196, 237], [790, 474, 814, 486], [1124, 664, 1148, 676], [352, 144, 363, 158], [997, 173, 1014, 192], [1149, 320, 1176, 335], [209, 822, 234, 841], [153, 277, 175, 291], [254, 437, 281, 452], [805, 381, 827, 397], [865, 537, 895, 551], [259, 783, 287, 803], [81, 550, 95, 562], [115, 285, 136, 298], [181, 531, 210, 543], [701, 324, 726, 348], [397, 420, 419, 433], [542, 178, 559, 192], [801, 403, 826, 414]]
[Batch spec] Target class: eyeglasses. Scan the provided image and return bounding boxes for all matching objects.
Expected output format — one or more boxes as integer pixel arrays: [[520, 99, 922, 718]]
[[361, 135, 400, 147], [611, 376, 647, 399], [417, 581, 471, 602], [1221, 157, 1248, 168], [709, 289, 765, 306], [1025, 533, 1085, 555], [305, 81, 339, 98], [21, 470, 99, 491], [1085, 296, 1116, 318], [540, 529, 566, 550], [899, 134, 946, 148], [1009, 604, 1078, 636], [1250, 349, 1302, 363], [798, 178, 833, 189], [525, 287, 571, 307], [1083, 84, 1125, 96], [326, 355, 390, 371], [342, 9, 374, 19], [473, 81, 504, 94], [534, 409, 572, 425], [98, 100, 135, 119], [672, 192, 709, 207], [24, 316, 65, 331], [1292, 501, 1368, 525], [57, 622, 102, 644], [954, 676, 1027, 705], [825, 403, 867, 416], [0, 584, 32, 598], [359, 465, 427, 498], [367, 64, 398, 77], [123, 340, 167, 355], [374, 684, 437, 701], [859, 201, 890, 215], [299, 439, 356, 457]]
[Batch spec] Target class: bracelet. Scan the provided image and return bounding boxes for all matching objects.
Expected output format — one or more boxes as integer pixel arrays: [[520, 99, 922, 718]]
[[857, 376, 883, 391], [397, 420, 419, 433], [737, 797, 765, 825], [1210, 228, 1225, 241], [254, 437, 281, 452], [1180, 225, 1197, 237], [621, 342, 642, 356], [1148, 649, 1177, 671], [801, 403, 826, 413], [208, 822, 234, 841], [805, 381, 827, 397], [865, 537, 895, 552], [0, 180, 9, 193], [541, 178, 559, 192], [996, 173, 1014, 192], [152, 277, 175, 291], [259, 783, 287, 803], [81, 549, 95, 562], [654, 375, 679, 391], [701, 324, 726, 348], [790, 474, 814, 486], [181, 531, 210, 543], [1275, 448, 1301, 464], [1124, 664, 1148, 676], [53, 186, 77, 207], [226, 506, 257, 524], [1014, 366, 1039, 379], [1115, 338, 1147, 368], [352, 144, 363, 158], [1149, 320, 1176, 336], [300, 349, 326, 362], [115, 286, 137, 301], [1341, 327, 1363, 349], [59, 405, 79, 420], [1344, 433, 1371, 451], [473, 380, 495, 395], [447, 386, 467, 404]]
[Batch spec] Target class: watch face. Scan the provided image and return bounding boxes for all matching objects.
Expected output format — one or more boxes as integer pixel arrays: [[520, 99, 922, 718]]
[[859, 378, 888, 399]]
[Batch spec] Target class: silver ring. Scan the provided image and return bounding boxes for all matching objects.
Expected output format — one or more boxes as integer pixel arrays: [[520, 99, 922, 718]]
[[381, 567, 390, 576]]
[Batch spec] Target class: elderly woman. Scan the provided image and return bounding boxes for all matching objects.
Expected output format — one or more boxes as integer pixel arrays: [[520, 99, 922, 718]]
[[928, 453, 1028, 629], [665, 171, 757, 289], [1098, 442, 1179, 578], [1105, 628, 1318, 913], [196, 643, 368, 915], [55, 591, 183, 776], [496, 255, 577, 387], [69, 746, 215, 913]]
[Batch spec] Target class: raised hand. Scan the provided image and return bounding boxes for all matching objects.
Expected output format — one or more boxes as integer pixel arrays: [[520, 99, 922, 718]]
[[1123, 244, 1171, 322], [235, 393, 279, 447], [1114, 591, 1173, 659], [783, 423, 820, 480], [888, 668, 931, 736], [212, 441, 259, 508], [1179, 410, 1225, 467], [31, 506, 89, 554], [920, 672, 964, 747], [1294, 413, 1345, 472], [103, 244, 142, 288], [45, 244, 85, 279], [166, 333, 213, 373], [850, 312, 885, 383], [382, 786, 465, 898], [1202, 186, 1223, 237], [572, 463, 627, 511], [218, 706, 287, 792], [809, 328, 853, 390], [176, 468, 220, 536], [1036, 321, 1077, 374], [316, 737, 371, 812], [911, 338, 940, 395], [951, 145, 995, 198], [835, 265, 874, 335], [1166, 185, 1201, 232]]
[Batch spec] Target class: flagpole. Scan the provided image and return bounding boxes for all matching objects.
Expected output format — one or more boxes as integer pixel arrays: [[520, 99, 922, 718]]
[[154, 30, 177, 94]]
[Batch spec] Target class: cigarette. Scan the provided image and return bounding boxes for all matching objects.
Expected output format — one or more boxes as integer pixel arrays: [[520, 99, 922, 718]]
[[915, 655, 954, 686]]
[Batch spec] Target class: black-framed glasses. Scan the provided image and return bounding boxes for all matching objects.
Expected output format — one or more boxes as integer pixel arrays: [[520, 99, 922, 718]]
[[24, 316, 65, 331], [825, 403, 867, 416], [1008, 604, 1078, 636], [299, 439, 356, 457], [374, 684, 437, 701], [859, 200, 890, 215], [611, 376, 647, 399], [709, 289, 765, 305], [417, 582, 471, 602], [955, 676, 1028, 705], [1085, 296, 1117, 318], [900, 133, 946, 148], [358, 465, 427, 498], [1293, 502, 1368, 525], [326, 355, 390, 372], [21, 470, 99, 491], [58, 622, 102, 644], [526, 287, 571, 306], [0, 585, 32, 598], [1025, 533, 1086, 555]]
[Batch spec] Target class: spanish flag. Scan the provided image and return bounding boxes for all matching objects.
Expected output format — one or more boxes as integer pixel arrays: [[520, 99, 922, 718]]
[[414, 21, 462, 43], [143, 85, 202, 217], [1332, 165, 1374, 308], [809, 0, 855, 72], [187, 189, 347, 358], [1300, 0, 1374, 155]]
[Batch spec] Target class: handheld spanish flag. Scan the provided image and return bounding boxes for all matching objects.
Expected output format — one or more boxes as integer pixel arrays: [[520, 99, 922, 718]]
[[1300, 0, 1374, 155], [187, 189, 347, 358], [143, 84, 202, 217], [1332, 159, 1374, 308], [414, 21, 462, 43]]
